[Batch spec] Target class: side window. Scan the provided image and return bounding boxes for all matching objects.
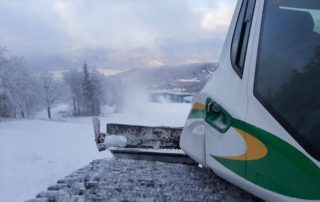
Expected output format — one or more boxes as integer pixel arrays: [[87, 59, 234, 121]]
[[254, 0, 320, 161], [231, 0, 256, 78]]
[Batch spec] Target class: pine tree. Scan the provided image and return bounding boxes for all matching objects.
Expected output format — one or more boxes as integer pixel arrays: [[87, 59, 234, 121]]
[[82, 62, 101, 115]]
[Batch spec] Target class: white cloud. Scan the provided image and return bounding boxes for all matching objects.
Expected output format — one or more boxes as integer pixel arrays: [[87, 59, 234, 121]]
[[201, 6, 235, 31], [189, 0, 236, 32], [0, 0, 237, 69], [52, 1, 93, 45]]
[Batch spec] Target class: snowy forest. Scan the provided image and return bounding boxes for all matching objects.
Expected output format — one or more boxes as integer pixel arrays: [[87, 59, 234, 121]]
[[0, 47, 215, 120], [0, 48, 113, 119]]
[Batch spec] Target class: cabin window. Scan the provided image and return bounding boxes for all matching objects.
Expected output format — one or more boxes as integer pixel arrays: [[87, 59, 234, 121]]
[[231, 0, 256, 78], [254, 0, 320, 161]]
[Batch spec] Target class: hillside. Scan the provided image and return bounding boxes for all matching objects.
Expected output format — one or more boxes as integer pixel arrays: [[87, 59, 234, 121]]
[[113, 62, 218, 93]]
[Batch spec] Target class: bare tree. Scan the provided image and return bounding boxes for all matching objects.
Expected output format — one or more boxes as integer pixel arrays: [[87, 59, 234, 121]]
[[0, 49, 39, 118], [38, 74, 64, 119], [64, 70, 83, 116]]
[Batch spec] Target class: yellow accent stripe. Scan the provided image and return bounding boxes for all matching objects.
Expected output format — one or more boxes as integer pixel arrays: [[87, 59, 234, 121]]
[[192, 103, 205, 110], [222, 128, 268, 161]]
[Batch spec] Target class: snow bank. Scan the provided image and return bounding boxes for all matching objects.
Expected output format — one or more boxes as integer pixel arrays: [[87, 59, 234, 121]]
[[0, 119, 108, 202], [0, 102, 191, 202]]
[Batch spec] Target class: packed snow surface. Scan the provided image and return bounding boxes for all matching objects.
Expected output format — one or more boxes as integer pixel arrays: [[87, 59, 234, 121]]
[[0, 102, 190, 202]]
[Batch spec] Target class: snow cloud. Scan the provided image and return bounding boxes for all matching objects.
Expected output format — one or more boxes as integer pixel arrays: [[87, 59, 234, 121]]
[[199, 3, 236, 31], [0, 0, 237, 70]]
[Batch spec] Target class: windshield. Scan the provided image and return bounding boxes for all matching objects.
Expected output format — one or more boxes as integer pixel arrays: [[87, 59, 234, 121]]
[[254, 0, 320, 160]]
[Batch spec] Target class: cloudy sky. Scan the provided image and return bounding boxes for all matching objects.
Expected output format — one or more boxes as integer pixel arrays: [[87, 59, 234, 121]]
[[0, 0, 237, 70]]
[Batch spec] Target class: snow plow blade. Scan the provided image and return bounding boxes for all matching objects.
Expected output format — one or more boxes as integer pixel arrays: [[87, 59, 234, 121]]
[[92, 118, 195, 165], [109, 148, 197, 165], [93, 117, 182, 150]]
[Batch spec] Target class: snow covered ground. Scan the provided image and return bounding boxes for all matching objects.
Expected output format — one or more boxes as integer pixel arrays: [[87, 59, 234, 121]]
[[0, 102, 190, 202]]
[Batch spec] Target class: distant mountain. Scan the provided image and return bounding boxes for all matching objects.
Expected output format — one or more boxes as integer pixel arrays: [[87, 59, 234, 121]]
[[113, 62, 218, 93], [24, 44, 218, 73]]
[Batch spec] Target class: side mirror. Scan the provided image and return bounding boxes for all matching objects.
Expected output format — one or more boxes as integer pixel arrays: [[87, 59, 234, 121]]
[[205, 98, 231, 133]]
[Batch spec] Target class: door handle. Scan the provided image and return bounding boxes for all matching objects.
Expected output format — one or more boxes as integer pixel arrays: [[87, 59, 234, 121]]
[[205, 98, 231, 133]]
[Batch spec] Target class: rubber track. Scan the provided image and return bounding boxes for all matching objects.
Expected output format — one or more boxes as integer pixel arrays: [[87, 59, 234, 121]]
[[26, 158, 262, 202]]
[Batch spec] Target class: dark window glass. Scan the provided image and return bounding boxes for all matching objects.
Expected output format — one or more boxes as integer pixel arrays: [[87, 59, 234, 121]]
[[231, 0, 256, 78], [254, 0, 320, 160]]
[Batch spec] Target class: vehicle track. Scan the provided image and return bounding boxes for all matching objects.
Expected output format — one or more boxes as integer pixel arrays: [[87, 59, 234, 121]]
[[26, 158, 262, 202]]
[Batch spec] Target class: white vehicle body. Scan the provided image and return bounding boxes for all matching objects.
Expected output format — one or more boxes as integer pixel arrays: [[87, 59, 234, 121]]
[[180, 0, 320, 201]]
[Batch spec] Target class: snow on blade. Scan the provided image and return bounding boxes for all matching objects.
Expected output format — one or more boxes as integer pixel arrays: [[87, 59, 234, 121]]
[[101, 135, 128, 148]]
